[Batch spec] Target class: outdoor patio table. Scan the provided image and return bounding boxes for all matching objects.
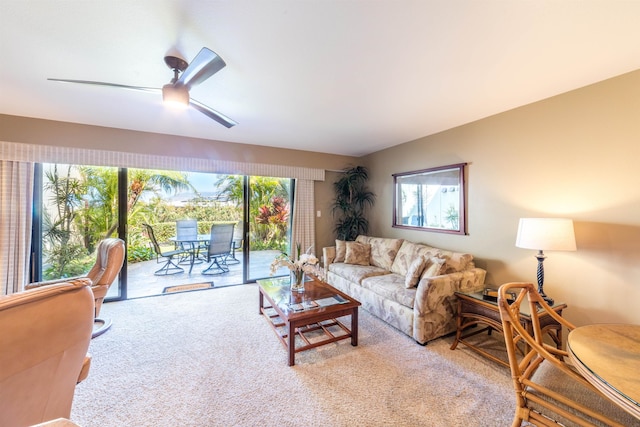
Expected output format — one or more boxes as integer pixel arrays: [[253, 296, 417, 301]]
[[170, 234, 210, 274]]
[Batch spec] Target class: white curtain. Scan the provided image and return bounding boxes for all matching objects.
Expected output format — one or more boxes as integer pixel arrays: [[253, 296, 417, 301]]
[[0, 161, 34, 295], [290, 179, 316, 256]]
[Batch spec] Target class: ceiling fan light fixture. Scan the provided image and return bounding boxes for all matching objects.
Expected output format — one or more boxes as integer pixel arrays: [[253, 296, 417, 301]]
[[50, 47, 235, 127], [162, 84, 189, 108]]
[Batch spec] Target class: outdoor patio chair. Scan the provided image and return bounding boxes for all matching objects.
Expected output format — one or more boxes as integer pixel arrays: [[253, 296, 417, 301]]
[[497, 282, 637, 427], [176, 219, 206, 264], [227, 221, 243, 264], [143, 223, 186, 276], [202, 223, 235, 275]]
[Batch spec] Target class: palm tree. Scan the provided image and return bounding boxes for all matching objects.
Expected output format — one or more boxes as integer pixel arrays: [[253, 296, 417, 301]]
[[42, 165, 88, 277], [331, 166, 376, 241]]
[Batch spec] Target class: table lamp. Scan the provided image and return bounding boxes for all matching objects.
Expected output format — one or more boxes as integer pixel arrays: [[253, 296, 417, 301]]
[[515, 218, 576, 305]]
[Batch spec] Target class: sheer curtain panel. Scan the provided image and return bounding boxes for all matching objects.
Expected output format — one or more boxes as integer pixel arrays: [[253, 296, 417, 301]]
[[290, 179, 316, 257], [0, 161, 34, 295]]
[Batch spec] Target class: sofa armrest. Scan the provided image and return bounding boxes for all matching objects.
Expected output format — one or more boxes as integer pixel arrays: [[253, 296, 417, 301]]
[[322, 246, 336, 274], [412, 268, 486, 343], [415, 268, 486, 314]]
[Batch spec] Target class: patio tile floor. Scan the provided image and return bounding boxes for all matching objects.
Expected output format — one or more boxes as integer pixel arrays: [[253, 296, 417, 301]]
[[107, 249, 284, 300]]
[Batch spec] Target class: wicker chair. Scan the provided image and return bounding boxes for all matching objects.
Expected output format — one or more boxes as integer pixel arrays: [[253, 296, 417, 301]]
[[497, 282, 638, 427]]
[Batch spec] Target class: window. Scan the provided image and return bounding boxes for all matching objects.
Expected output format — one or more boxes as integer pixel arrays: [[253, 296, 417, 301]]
[[393, 163, 466, 235]]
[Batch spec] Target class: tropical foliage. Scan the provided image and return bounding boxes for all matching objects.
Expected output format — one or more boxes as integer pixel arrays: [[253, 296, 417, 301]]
[[41, 165, 291, 280], [215, 175, 291, 251], [331, 166, 376, 241], [42, 165, 194, 278]]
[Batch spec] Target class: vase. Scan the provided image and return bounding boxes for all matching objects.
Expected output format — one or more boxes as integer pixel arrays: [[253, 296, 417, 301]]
[[290, 270, 305, 292]]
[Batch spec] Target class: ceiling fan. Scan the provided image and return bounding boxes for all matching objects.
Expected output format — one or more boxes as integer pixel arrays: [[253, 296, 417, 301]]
[[49, 47, 237, 128]]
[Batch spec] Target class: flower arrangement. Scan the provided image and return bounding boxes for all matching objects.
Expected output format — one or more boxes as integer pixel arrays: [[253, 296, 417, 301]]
[[270, 242, 319, 290]]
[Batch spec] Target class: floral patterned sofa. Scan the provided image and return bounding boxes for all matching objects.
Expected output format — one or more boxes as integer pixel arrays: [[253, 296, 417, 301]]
[[322, 236, 486, 345]]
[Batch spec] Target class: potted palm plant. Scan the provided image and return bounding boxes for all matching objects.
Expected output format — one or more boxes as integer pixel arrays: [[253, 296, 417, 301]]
[[331, 166, 376, 241]]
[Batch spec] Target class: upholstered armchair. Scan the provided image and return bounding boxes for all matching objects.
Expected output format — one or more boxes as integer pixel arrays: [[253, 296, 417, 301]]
[[0, 278, 94, 426], [27, 238, 125, 337]]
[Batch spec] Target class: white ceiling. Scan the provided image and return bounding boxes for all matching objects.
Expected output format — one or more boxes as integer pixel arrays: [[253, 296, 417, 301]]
[[2, 1, 640, 157]]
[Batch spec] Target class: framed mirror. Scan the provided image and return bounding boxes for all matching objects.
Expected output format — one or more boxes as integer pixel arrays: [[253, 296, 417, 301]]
[[392, 163, 466, 235]]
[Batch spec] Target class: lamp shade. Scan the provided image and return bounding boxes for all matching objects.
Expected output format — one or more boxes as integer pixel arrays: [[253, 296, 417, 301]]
[[515, 218, 576, 251]]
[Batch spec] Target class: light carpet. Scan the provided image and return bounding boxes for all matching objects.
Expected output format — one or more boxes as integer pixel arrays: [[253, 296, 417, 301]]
[[71, 284, 516, 426]]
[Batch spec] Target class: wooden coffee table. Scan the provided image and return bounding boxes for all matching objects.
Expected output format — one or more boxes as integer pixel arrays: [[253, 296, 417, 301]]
[[258, 276, 361, 366]]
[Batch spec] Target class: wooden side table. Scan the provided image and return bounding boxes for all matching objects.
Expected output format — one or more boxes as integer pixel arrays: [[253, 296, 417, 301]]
[[450, 290, 567, 367]]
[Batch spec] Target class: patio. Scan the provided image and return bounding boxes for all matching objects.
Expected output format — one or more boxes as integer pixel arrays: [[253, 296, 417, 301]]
[[108, 249, 284, 300]]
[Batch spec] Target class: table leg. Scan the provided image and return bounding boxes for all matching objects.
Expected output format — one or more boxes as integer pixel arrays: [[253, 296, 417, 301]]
[[450, 299, 462, 350], [351, 308, 359, 346], [288, 321, 296, 366], [185, 242, 195, 274], [258, 290, 264, 315]]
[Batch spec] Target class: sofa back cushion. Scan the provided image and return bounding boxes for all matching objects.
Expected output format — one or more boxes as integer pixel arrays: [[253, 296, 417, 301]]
[[391, 240, 475, 276], [356, 235, 403, 270], [390, 241, 441, 276], [437, 250, 475, 274]]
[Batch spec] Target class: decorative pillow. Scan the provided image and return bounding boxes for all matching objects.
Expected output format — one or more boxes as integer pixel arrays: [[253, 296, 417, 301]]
[[404, 256, 427, 288], [390, 240, 439, 276], [344, 241, 371, 266], [421, 256, 447, 280], [335, 240, 347, 263]]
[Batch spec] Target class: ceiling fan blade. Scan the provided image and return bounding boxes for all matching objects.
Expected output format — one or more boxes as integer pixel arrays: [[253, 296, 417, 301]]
[[48, 78, 160, 93], [190, 98, 237, 128], [177, 48, 226, 89]]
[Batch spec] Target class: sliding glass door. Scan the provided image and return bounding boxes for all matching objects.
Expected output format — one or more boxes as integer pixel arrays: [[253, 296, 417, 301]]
[[246, 176, 293, 282], [33, 163, 293, 299]]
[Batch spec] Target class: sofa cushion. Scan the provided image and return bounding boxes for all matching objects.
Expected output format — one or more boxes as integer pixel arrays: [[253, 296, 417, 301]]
[[438, 250, 475, 273], [421, 256, 447, 279], [328, 262, 389, 284], [361, 274, 416, 309], [345, 242, 371, 266], [390, 241, 441, 276], [335, 240, 347, 263], [404, 257, 427, 288], [356, 235, 403, 270]]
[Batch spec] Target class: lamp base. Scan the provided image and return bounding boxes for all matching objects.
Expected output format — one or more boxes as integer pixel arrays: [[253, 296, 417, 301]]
[[537, 285, 554, 306], [541, 295, 554, 306], [535, 251, 554, 306]]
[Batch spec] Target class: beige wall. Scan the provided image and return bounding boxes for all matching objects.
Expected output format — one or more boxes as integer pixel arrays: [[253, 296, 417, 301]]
[[0, 114, 356, 170], [361, 69, 640, 327]]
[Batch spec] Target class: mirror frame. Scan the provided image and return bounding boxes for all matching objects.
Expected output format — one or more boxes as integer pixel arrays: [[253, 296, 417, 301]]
[[392, 163, 467, 235]]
